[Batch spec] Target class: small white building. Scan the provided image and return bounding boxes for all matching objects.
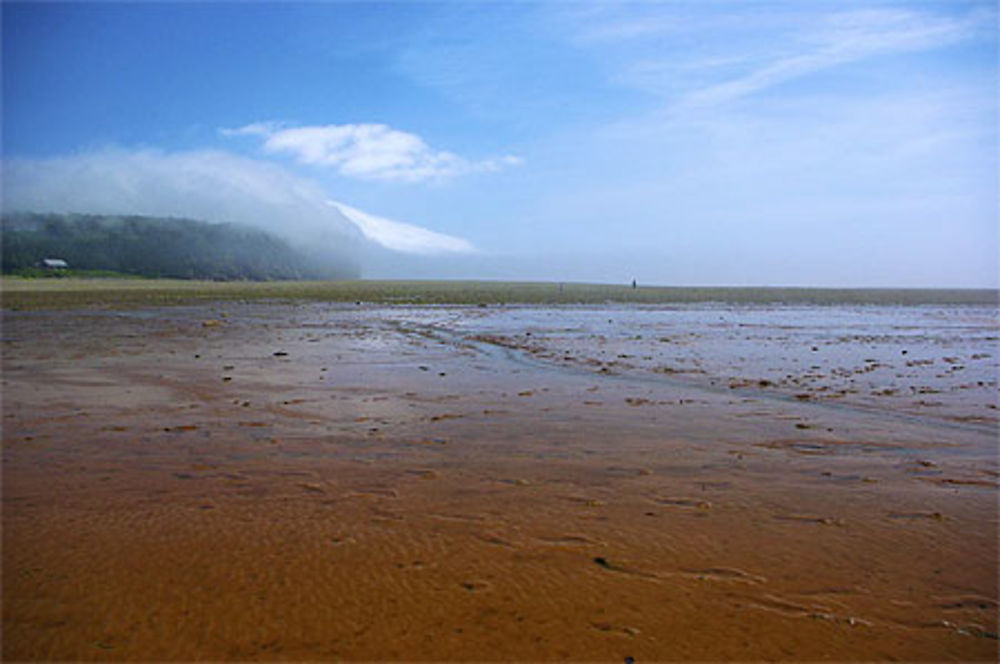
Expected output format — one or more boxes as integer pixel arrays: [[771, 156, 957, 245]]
[[39, 258, 69, 269]]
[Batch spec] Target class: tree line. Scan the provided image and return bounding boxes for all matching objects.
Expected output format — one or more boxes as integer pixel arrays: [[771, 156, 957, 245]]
[[1, 212, 354, 280]]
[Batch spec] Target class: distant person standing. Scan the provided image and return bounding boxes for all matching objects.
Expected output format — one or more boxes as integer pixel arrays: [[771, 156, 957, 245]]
[[631, 279, 637, 289]]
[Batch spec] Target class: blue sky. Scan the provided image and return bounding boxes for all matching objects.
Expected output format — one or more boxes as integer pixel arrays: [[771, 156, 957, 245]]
[[3, 1, 997, 286]]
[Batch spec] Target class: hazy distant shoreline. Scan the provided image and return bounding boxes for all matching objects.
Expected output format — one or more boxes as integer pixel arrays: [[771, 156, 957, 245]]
[[1, 277, 996, 311]]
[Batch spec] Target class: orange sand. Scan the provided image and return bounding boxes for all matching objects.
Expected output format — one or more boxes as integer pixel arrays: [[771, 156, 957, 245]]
[[3, 304, 997, 661]]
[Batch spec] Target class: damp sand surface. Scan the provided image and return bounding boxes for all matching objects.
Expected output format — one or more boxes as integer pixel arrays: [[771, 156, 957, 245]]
[[3, 302, 998, 661]]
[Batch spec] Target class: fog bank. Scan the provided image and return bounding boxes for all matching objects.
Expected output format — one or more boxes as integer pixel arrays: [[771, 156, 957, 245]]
[[2, 149, 477, 278]]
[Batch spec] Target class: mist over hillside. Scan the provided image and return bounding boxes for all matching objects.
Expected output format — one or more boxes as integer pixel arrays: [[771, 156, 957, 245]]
[[1, 212, 359, 280], [2, 150, 480, 280]]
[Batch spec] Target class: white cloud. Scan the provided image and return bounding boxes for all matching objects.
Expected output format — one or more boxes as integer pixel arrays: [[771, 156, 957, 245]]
[[329, 201, 476, 255], [222, 122, 521, 182], [1, 148, 351, 241], [681, 8, 985, 107], [218, 121, 284, 137], [554, 4, 989, 106]]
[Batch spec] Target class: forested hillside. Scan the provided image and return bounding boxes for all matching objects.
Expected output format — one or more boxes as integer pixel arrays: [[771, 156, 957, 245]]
[[1, 213, 354, 280]]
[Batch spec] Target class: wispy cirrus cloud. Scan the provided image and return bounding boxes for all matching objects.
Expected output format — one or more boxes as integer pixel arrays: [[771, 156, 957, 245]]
[[681, 8, 989, 107], [222, 122, 521, 182], [555, 3, 990, 107], [218, 121, 284, 138]]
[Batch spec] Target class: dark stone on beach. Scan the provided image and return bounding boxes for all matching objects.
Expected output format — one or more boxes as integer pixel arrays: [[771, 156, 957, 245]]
[[273, 351, 288, 357]]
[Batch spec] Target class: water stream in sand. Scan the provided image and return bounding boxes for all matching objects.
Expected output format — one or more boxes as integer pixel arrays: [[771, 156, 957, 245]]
[[380, 304, 998, 440]]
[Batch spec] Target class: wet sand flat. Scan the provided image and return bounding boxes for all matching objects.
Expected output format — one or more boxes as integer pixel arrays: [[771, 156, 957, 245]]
[[2, 302, 998, 661]]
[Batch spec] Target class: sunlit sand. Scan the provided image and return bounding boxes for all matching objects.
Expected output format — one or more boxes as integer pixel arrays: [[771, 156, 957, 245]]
[[3, 298, 997, 660]]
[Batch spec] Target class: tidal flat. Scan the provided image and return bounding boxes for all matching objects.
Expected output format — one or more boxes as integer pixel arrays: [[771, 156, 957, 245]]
[[2, 295, 998, 661]]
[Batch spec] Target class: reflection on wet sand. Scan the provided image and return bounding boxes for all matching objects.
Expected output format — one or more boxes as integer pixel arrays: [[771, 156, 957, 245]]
[[3, 302, 997, 660]]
